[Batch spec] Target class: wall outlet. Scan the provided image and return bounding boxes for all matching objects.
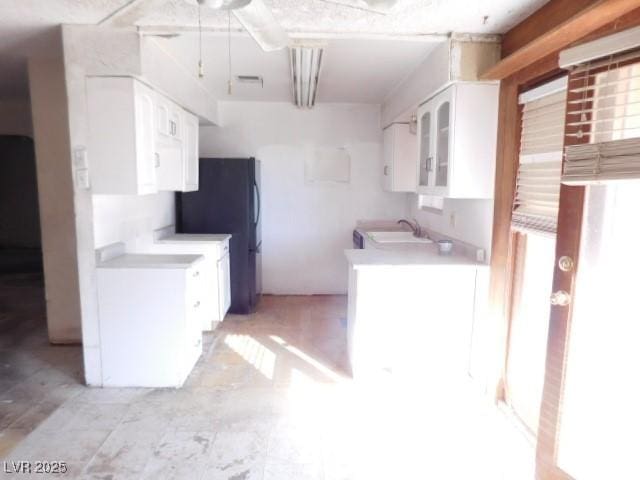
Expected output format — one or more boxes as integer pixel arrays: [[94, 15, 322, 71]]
[[449, 211, 456, 228]]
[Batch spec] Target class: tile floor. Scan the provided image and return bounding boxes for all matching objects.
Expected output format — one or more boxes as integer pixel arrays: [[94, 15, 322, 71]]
[[0, 273, 534, 479]]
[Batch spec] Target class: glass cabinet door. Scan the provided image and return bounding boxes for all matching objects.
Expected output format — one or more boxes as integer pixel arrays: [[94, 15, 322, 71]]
[[419, 110, 431, 188], [435, 101, 450, 187]]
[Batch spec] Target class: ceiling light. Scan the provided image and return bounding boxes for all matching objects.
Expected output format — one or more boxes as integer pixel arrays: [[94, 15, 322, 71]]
[[289, 45, 324, 109]]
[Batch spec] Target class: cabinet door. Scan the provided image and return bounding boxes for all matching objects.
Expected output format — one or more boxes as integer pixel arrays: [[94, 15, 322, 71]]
[[156, 98, 170, 138], [382, 126, 394, 191], [134, 84, 157, 193], [183, 112, 199, 191], [169, 106, 182, 140], [156, 143, 183, 191], [217, 252, 231, 320], [435, 95, 451, 187], [417, 103, 433, 192], [185, 268, 204, 367]]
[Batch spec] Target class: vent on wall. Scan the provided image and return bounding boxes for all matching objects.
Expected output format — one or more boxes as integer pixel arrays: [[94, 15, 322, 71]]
[[235, 75, 264, 87], [289, 45, 324, 109]]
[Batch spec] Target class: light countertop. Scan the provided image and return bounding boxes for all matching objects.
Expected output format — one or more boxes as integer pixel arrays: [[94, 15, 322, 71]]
[[345, 247, 482, 269], [157, 233, 231, 244], [97, 253, 205, 269], [346, 227, 486, 269]]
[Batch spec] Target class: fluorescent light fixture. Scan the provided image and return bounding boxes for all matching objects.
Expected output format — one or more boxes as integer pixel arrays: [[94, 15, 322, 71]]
[[289, 45, 324, 109]]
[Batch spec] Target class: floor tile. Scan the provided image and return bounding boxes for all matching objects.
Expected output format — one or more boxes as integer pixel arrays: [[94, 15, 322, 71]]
[[0, 428, 29, 458], [140, 430, 216, 480], [83, 425, 165, 476]]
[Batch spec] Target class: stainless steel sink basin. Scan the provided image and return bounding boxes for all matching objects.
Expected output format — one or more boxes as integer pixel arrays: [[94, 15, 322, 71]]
[[367, 231, 433, 244]]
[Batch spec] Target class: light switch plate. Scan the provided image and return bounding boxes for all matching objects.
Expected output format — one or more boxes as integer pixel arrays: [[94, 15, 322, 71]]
[[73, 146, 88, 169], [75, 168, 91, 189]]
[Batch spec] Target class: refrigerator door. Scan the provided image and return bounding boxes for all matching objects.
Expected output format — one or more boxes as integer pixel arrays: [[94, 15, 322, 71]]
[[253, 161, 262, 296], [177, 158, 257, 314]]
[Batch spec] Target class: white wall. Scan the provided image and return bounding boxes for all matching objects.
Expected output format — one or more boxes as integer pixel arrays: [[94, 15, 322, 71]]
[[29, 45, 85, 343], [407, 195, 494, 255], [92, 193, 175, 249], [381, 40, 450, 127], [0, 99, 32, 136], [200, 101, 407, 295]]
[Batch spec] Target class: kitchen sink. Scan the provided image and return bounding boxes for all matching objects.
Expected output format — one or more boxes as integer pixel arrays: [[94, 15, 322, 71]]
[[367, 231, 433, 244]]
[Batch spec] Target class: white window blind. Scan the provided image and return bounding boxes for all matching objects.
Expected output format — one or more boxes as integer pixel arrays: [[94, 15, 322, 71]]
[[512, 87, 567, 235], [563, 48, 640, 185]]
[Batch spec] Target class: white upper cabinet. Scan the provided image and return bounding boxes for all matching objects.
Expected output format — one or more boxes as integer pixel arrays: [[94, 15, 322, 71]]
[[183, 111, 199, 192], [87, 76, 199, 195], [156, 99, 198, 192], [382, 123, 417, 192], [416, 83, 499, 198], [87, 77, 158, 195]]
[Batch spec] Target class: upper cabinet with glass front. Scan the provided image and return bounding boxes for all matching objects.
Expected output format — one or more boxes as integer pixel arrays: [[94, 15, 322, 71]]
[[417, 83, 499, 198]]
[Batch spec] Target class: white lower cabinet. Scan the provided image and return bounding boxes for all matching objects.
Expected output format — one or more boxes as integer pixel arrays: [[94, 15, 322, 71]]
[[217, 251, 231, 320], [152, 232, 232, 328], [96, 254, 205, 388]]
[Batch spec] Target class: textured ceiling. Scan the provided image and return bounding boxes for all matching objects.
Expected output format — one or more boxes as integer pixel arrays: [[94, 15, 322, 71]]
[[138, 0, 550, 36], [0, 0, 550, 100]]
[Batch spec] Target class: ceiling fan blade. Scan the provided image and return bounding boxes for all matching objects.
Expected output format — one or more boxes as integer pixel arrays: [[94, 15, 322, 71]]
[[232, 0, 289, 52]]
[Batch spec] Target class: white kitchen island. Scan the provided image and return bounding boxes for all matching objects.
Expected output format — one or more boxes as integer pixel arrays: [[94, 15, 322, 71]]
[[345, 242, 489, 386]]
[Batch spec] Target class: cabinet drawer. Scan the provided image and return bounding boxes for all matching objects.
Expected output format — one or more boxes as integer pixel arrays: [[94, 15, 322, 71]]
[[186, 264, 205, 307]]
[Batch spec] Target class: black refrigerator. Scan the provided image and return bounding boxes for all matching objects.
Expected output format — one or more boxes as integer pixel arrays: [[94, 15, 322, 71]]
[[176, 158, 261, 314]]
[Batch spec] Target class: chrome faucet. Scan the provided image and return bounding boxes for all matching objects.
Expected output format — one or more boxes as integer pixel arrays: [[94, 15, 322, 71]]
[[397, 218, 423, 237]]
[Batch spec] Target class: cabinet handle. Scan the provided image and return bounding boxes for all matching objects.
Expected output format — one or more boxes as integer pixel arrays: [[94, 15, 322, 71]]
[[383, 165, 389, 176], [426, 157, 433, 172], [194, 300, 201, 308], [155, 153, 160, 168]]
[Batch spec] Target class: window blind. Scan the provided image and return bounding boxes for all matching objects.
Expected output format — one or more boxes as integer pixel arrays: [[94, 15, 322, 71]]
[[563, 48, 640, 184], [512, 87, 566, 236]]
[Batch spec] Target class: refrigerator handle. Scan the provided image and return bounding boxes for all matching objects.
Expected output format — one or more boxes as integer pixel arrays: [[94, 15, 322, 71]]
[[253, 180, 261, 226]]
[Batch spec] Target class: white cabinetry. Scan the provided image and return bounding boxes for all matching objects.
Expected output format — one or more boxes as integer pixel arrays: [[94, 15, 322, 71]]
[[96, 253, 205, 387], [217, 249, 231, 320], [183, 112, 199, 191], [382, 123, 417, 192], [87, 76, 199, 195], [155, 100, 199, 192], [87, 77, 158, 195], [152, 232, 232, 328], [416, 83, 498, 198]]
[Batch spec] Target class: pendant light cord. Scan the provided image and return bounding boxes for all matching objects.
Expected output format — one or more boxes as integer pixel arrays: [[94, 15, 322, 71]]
[[227, 10, 232, 95], [197, 2, 203, 77]]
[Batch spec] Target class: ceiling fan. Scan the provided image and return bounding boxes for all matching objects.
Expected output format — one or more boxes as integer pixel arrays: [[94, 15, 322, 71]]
[[194, 0, 400, 52]]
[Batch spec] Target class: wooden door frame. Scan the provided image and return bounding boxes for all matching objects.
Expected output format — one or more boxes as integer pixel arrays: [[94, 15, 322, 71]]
[[486, 0, 640, 410], [487, 4, 640, 479]]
